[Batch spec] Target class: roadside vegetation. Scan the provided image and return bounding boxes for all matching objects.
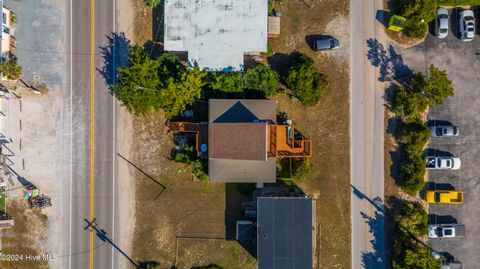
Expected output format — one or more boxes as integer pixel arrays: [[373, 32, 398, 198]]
[[393, 64, 453, 194], [389, 0, 436, 39], [0, 61, 23, 80], [437, 0, 480, 4], [386, 63, 454, 266]]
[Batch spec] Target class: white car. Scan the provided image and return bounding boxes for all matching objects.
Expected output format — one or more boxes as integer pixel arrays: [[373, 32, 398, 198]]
[[437, 8, 449, 38], [430, 125, 459, 137], [459, 10, 475, 42]]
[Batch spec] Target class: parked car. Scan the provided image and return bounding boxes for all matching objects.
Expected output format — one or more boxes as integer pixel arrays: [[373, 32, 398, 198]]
[[459, 10, 475, 42], [437, 8, 449, 38], [313, 36, 340, 51], [430, 125, 459, 137], [425, 156, 461, 170], [428, 224, 465, 238], [426, 190, 464, 204]]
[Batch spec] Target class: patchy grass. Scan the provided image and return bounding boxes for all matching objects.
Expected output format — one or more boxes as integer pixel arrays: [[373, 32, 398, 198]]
[[0, 199, 49, 269], [269, 0, 351, 268], [131, 113, 255, 269]]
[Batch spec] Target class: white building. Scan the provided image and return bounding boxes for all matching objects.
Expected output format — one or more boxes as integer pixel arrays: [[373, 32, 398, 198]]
[[0, 0, 13, 62], [164, 0, 268, 72]]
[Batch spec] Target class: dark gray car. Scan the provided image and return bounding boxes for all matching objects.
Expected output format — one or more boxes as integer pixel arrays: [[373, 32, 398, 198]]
[[313, 36, 340, 51]]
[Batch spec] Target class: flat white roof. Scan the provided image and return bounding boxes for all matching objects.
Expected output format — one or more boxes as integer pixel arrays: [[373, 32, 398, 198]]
[[164, 0, 268, 71]]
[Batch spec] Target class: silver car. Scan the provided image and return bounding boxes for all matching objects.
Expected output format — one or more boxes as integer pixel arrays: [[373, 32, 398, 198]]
[[437, 8, 449, 38], [430, 125, 459, 137], [313, 36, 340, 51], [460, 10, 475, 42]]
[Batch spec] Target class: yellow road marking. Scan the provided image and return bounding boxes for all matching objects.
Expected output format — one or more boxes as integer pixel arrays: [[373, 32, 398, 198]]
[[89, 0, 95, 268]]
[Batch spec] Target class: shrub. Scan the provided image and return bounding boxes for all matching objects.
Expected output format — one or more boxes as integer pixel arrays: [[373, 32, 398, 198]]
[[244, 64, 279, 97], [206, 72, 245, 93], [192, 160, 209, 182], [285, 54, 326, 106], [145, 0, 162, 8], [394, 65, 454, 121], [393, 0, 436, 38], [291, 158, 311, 182], [397, 122, 430, 155], [436, 0, 480, 5], [398, 154, 426, 195], [397, 202, 428, 237], [0, 61, 23, 80], [174, 144, 196, 164]]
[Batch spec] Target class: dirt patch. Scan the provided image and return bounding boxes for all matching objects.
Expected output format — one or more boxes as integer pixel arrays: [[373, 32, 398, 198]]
[[130, 113, 255, 269], [0, 199, 49, 269]]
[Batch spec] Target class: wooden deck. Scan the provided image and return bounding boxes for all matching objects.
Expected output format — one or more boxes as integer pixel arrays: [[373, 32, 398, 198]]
[[268, 125, 312, 158]]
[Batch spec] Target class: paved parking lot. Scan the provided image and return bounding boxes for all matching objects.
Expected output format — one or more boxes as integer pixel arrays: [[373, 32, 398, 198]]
[[397, 7, 480, 267]]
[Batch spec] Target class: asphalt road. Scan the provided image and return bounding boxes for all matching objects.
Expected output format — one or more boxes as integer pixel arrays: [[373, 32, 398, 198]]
[[65, 0, 117, 268], [350, 0, 386, 268], [396, 9, 480, 266]]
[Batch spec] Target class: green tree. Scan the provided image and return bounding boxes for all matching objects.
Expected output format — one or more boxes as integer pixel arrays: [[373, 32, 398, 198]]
[[397, 122, 430, 155], [397, 202, 428, 237], [403, 244, 442, 269], [160, 67, 205, 116], [244, 64, 279, 97], [145, 0, 162, 8], [157, 52, 183, 84], [285, 54, 326, 106], [0, 61, 23, 80], [394, 0, 436, 38], [114, 46, 162, 115], [206, 72, 245, 93], [394, 65, 454, 121], [399, 154, 426, 195], [423, 64, 454, 106], [291, 158, 311, 182]]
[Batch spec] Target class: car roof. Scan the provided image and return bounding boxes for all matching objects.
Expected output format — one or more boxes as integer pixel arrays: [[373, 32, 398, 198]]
[[438, 8, 448, 15], [439, 18, 448, 28], [315, 38, 332, 49], [461, 10, 474, 16]]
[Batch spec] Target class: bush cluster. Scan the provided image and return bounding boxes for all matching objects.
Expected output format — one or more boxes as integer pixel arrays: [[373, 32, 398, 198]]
[[394, 65, 454, 121], [0, 61, 23, 80], [391, 201, 441, 269], [285, 54, 327, 106], [392, 0, 436, 38], [396, 122, 430, 194]]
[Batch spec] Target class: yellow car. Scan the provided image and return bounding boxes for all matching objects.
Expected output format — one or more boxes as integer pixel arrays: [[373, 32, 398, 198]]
[[425, 190, 464, 204]]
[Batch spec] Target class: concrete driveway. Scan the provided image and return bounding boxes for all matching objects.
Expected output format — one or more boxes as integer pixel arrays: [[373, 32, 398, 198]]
[[396, 7, 480, 267]]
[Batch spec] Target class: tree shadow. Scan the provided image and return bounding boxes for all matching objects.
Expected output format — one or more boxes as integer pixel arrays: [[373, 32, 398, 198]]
[[352, 186, 385, 268], [425, 120, 453, 127], [267, 51, 302, 79], [98, 32, 132, 94], [361, 209, 386, 269], [366, 38, 412, 83], [225, 183, 256, 257], [376, 10, 390, 28], [423, 148, 454, 158], [428, 214, 458, 224]]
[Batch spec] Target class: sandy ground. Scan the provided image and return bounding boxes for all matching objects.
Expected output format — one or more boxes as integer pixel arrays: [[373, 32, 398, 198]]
[[114, 0, 139, 267]]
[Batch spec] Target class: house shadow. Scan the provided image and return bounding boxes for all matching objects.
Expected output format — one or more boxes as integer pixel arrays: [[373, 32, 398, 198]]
[[225, 183, 256, 257], [152, 1, 165, 43], [98, 32, 132, 94]]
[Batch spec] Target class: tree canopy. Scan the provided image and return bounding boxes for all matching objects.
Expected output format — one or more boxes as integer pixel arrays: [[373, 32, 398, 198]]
[[285, 54, 326, 106], [0, 61, 23, 80], [397, 202, 428, 237], [393, 0, 437, 38], [244, 64, 279, 97], [114, 47, 205, 116], [394, 65, 454, 121]]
